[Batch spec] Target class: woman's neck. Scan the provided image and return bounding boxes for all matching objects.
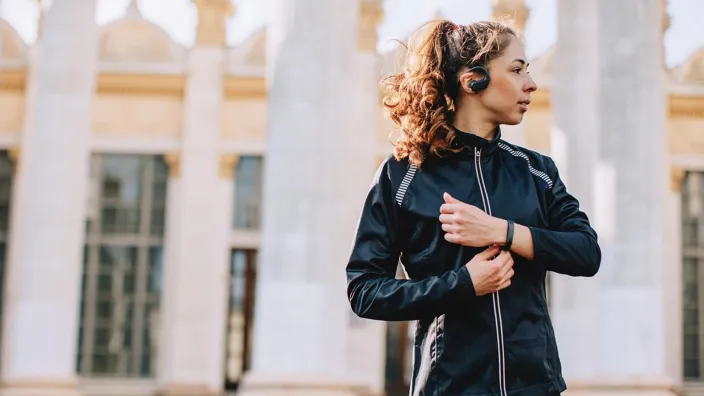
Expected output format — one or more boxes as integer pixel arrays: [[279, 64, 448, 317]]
[[452, 115, 498, 140]]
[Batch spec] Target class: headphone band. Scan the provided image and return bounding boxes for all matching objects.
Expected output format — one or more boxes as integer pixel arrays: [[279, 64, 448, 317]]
[[467, 65, 490, 92]]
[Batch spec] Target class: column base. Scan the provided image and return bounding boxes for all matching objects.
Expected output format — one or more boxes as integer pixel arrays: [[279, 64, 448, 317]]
[[0, 379, 81, 396], [564, 376, 680, 396], [237, 372, 375, 396], [156, 384, 222, 396]]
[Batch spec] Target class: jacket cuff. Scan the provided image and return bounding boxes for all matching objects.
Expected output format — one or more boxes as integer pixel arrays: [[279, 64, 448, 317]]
[[529, 226, 548, 263], [455, 265, 476, 296]]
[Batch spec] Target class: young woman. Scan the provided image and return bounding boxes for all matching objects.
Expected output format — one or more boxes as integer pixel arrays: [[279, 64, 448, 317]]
[[346, 20, 600, 396]]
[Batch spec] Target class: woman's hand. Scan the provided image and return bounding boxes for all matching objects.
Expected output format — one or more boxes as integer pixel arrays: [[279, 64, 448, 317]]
[[465, 246, 514, 296], [439, 192, 507, 247]]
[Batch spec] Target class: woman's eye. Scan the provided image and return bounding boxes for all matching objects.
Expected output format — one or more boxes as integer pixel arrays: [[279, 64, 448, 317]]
[[513, 68, 522, 74]]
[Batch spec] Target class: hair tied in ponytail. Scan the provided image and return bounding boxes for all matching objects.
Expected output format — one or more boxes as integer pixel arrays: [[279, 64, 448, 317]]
[[381, 19, 518, 167]]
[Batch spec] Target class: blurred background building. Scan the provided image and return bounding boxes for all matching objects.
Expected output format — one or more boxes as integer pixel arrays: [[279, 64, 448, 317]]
[[0, 0, 703, 395]]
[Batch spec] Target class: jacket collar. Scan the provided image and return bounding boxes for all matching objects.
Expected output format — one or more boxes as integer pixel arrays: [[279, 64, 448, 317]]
[[451, 125, 502, 156]]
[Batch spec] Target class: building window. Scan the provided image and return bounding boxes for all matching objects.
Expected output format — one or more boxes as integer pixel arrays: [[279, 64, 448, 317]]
[[77, 154, 168, 377], [683, 171, 704, 381], [233, 156, 263, 229], [0, 151, 13, 324], [225, 249, 257, 388]]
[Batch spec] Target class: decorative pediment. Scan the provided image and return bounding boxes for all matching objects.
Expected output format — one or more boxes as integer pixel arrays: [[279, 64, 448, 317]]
[[239, 26, 266, 67], [226, 26, 266, 75], [99, 18, 184, 63], [672, 47, 704, 84], [0, 19, 27, 61]]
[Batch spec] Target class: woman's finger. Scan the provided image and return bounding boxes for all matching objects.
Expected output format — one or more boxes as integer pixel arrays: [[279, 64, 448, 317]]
[[439, 214, 454, 224]]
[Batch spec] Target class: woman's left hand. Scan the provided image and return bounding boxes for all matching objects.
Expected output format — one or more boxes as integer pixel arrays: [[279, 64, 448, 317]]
[[439, 192, 507, 247]]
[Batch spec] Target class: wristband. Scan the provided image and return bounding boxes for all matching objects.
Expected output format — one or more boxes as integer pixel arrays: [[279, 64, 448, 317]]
[[503, 220, 514, 251]]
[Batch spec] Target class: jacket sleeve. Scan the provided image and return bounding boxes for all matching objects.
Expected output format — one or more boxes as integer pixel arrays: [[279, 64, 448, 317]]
[[528, 158, 602, 277], [346, 159, 476, 321]]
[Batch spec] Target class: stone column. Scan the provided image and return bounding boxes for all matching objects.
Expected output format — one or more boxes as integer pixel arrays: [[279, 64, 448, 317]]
[[549, 0, 600, 382], [664, 167, 684, 386], [491, 0, 529, 147], [344, 1, 386, 394], [239, 0, 365, 395], [0, 1, 99, 396], [592, 0, 671, 392], [491, 0, 529, 31], [661, 1, 680, 387], [553, 1, 675, 395], [155, 1, 234, 395]]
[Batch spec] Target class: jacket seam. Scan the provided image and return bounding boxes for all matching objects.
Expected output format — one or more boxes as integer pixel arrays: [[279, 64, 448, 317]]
[[538, 274, 556, 380], [433, 316, 439, 396], [497, 142, 554, 189], [395, 163, 418, 206]]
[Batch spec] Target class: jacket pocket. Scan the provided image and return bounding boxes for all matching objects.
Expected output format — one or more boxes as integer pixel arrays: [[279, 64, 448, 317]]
[[400, 212, 441, 272], [436, 311, 498, 396], [504, 335, 553, 389]]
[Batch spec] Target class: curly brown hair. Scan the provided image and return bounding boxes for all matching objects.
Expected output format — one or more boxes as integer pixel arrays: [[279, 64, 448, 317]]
[[381, 19, 519, 167]]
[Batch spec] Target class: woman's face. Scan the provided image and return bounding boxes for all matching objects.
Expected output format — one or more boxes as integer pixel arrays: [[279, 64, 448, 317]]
[[479, 37, 538, 125]]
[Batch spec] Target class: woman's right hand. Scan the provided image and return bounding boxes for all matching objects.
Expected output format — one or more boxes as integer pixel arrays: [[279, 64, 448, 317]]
[[465, 246, 514, 296]]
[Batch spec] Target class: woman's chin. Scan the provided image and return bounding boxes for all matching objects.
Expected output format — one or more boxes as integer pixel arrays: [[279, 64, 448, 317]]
[[500, 114, 524, 126]]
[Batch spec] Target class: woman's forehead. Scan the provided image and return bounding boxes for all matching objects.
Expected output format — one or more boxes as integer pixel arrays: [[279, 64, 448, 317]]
[[494, 39, 527, 65]]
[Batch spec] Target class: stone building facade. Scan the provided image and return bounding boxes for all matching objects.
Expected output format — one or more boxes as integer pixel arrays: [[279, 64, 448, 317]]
[[0, 0, 702, 395]]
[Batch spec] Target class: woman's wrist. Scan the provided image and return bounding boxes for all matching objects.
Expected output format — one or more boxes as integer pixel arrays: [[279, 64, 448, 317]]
[[491, 217, 509, 245]]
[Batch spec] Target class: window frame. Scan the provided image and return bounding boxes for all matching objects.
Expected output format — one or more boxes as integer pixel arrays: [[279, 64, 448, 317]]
[[682, 170, 704, 383], [77, 154, 167, 378]]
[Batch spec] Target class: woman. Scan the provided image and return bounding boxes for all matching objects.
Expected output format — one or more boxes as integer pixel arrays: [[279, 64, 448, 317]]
[[345, 19, 600, 396]]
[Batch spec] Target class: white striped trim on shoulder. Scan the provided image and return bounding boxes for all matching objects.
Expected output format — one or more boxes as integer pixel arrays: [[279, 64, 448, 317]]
[[497, 142, 554, 189], [395, 163, 418, 206]]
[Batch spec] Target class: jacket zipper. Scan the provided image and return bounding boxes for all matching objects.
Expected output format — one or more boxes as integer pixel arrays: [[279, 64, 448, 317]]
[[474, 147, 507, 396]]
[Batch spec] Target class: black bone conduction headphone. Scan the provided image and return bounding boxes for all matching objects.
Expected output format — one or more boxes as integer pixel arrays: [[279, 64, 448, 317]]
[[467, 65, 490, 92]]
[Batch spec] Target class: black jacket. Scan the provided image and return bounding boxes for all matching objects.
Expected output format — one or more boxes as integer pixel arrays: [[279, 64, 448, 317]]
[[346, 128, 600, 396]]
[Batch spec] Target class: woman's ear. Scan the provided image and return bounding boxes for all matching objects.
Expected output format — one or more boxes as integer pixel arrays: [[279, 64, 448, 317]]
[[458, 71, 479, 94], [459, 66, 490, 93]]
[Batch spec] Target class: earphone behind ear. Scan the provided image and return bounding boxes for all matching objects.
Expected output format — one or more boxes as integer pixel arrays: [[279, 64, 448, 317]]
[[467, 65, 490, 92]]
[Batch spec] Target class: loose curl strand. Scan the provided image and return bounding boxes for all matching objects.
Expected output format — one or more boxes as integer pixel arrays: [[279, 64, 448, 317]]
[[381, 19, 519, 167]]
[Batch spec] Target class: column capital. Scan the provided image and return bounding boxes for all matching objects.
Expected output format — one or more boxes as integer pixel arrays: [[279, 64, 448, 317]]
[[671, 166, 685, 192], [358, 0, 384, 52], [192, 0, 234, 47], [8, 146, 20, 164], [661, 0, 671, 67], [661, 0, 671, 34], [35, 0, 50, 38], [163, 151, 180, 177], [125, 0, 142, 19], [219, 153, 240, 179], [491, 0, 529, 33], [8, 145, 20, 174]]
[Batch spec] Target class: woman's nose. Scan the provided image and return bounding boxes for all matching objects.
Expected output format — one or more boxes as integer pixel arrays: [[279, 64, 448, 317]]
[[525, 75, 538, 92]]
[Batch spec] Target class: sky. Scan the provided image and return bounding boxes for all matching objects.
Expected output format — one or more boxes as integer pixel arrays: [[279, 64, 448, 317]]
[[0, 0, 702, 67]]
